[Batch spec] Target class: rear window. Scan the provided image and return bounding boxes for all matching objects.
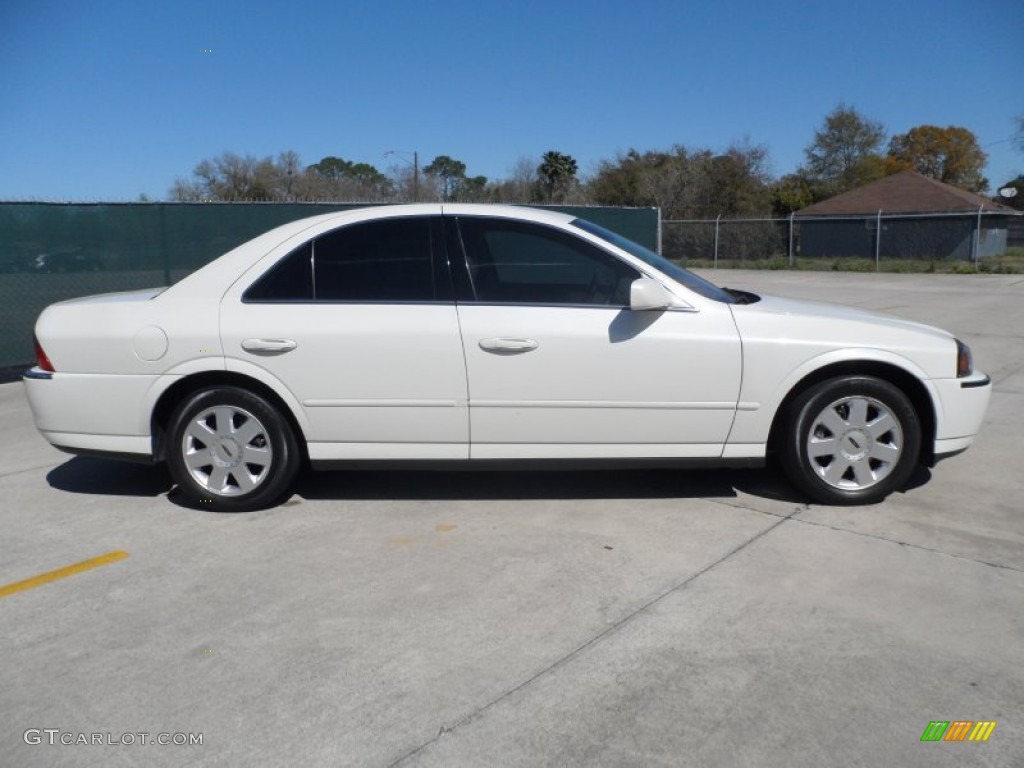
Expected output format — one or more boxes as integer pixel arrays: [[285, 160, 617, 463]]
[[244, 217, 436, 302]]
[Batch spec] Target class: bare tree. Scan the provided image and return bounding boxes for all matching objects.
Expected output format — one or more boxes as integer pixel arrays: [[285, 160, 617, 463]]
[[170, 150, 394, 202], [389, 163, 439, 201], [485, 157, 540, 202], [168, 177, 206, 202], [183, 152, 279, 201], [277, 150, 302, 200]]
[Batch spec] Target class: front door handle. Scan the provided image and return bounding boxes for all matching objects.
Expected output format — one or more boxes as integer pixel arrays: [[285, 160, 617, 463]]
[[478, 337, 539, 354], [241, 338, 297, 354]]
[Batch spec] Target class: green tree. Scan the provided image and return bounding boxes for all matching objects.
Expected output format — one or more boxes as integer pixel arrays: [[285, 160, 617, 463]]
[[588, 149, 663, 209], [306, 156, 390, 199], [308, 156, 385, 187], [538, 151, 579, 202], [588, 144, 772, 219], [459, 175, 489, 201], [888, 125, 988, 192], [307, 156, 353, 181], [423, 155, 468, 200], [802, 104, 887, 196], [703, 144, 772, 217], [771, 173, 814, 216]]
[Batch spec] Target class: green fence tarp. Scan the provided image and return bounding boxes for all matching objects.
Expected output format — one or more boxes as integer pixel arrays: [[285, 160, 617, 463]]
[[0, 202, 658, 369]]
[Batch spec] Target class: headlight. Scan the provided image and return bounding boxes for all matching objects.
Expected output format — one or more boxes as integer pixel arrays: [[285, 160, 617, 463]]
[[956, 339, 973, 378]]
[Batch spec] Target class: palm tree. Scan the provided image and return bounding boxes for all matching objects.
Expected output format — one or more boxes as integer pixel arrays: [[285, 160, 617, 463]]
[[538, 151, 579, 202]]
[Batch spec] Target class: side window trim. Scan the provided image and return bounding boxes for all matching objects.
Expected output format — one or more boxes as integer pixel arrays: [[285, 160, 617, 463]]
[[442, 216, 476, 303], [457, 216, 478, 301], [430, 216, 455, 303], [310, 238, 317, 299]]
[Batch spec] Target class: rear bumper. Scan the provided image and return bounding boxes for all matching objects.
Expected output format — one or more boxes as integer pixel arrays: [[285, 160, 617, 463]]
[[23, 367, 156, 459], [43, 431, 153, 459]]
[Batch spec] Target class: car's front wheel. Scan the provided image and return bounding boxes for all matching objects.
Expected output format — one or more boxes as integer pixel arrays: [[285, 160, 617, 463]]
[[167, 386, 300, 511], [780, 376, 921, 505]]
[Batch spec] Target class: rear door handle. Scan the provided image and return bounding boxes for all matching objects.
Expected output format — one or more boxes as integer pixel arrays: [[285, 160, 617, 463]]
[[241, 338, 297, 354], [478, 337, 539, 354]]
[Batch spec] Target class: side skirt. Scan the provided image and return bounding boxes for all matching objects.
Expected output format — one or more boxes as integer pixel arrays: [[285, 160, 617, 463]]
[[309, 457, 766, 472]]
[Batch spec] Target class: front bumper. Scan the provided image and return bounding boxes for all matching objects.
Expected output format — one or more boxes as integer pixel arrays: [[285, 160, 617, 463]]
[[931, 372, 991, 458]]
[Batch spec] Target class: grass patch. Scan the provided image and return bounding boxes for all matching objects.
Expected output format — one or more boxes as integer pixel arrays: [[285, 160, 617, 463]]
[[677, 256, 1023, 274]]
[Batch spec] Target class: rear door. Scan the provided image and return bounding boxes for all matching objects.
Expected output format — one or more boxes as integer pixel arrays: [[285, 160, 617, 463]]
[[220, 214, 469, 461]]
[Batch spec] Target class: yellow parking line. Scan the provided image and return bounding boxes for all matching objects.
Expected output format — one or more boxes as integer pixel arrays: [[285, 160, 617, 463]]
[[0, 551, 129, 599]]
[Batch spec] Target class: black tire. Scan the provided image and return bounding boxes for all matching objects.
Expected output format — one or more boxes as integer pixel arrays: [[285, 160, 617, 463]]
[[780, 376, 921, 505], [167, 386, 300, 511]]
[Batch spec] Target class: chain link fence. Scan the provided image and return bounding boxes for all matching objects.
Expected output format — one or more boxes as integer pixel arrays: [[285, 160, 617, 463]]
[[663, 212, 1024, 271], [0, 202, 657, 370], [5, 203, 1018, 370]]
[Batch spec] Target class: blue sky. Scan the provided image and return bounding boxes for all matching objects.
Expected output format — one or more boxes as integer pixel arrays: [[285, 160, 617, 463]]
[[1, 0, 1021, 201]]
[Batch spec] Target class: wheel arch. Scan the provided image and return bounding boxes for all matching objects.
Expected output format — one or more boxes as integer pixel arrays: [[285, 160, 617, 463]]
[[150, 371, 309, 465], [766, 360, 937, 467]]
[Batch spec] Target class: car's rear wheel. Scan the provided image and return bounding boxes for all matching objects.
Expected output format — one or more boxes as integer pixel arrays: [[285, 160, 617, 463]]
[[780, 376, 921, 505], [167, 386, 300, 511]]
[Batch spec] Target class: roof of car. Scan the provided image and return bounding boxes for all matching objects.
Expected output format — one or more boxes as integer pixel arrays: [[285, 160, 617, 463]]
[[163, 204, 578, 301]]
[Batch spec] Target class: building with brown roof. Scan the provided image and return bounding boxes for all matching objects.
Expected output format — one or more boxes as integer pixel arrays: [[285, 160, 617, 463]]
[[795, 171, 1021, 261]]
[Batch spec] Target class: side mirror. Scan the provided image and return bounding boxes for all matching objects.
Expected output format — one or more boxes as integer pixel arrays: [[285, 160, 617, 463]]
[[629, 278, 673, 311]]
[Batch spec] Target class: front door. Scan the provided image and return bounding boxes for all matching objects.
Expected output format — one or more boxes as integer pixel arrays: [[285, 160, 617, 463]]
[[449, 216, 742, 459]]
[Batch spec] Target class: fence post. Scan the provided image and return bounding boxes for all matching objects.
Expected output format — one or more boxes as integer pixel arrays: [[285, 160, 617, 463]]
[[159, 203, 171, 285], [875, 209, 882, 272], [788, 212, 795, 267], [973, 204, 983, 263], [714, 214, 721, 268], [656, 207, 663, 255]]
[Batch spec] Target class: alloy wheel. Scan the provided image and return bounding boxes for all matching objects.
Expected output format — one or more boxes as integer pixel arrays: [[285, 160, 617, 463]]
[[181, 405, 273, 496]]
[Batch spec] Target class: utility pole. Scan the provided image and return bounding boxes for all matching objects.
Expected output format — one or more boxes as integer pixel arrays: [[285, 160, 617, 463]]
[[413, 151, 419, 203], [385, 150, 420, 202]]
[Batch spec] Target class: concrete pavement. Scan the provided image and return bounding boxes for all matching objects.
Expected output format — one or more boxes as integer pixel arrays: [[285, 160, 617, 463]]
[[1, 270, 1021, 767]]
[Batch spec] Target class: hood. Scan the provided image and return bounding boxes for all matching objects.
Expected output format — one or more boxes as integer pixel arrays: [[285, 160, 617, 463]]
[[739, 294, 953, 343]]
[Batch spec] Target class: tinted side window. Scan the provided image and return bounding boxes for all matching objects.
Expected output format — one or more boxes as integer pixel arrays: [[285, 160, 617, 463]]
[[457, 218, 638, 306], [244, 242, 313, 301], [243, 218, 436, 302], [315, 218, 435, 301]]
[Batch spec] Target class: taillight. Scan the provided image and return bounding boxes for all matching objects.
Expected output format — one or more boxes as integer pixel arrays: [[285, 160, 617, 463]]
[[34, 335, 55, 372]]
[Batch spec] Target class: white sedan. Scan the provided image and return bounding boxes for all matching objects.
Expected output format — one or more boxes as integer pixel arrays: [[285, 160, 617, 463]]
[[24, 204, 991, 510]]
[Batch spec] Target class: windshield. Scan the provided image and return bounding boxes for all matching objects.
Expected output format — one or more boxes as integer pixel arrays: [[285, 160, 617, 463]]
[[570, 218, 736, 304]]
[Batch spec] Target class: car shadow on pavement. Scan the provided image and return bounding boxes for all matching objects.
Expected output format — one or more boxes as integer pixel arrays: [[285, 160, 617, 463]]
[[46, 456, 173, 497], [45, 456, 931, 510], [292, 466, 804, 504]]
